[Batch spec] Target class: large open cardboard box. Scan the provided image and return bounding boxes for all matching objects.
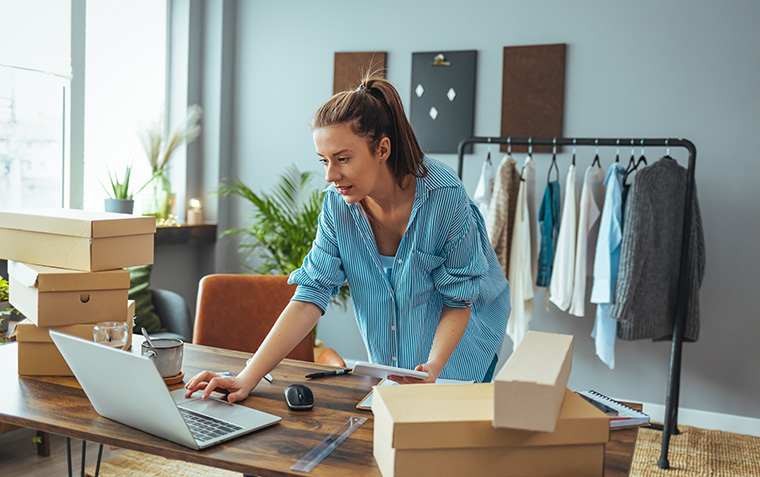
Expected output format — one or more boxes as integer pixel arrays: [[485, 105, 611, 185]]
[[8, 261, 130, 326], [12, 300, 134, 376], [372, 384, 608, 477], [0, 208, 155, 271], [494, 331, 574, 431]]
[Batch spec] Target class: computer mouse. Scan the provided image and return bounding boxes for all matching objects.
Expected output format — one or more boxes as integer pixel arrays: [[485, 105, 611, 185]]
[[284, 384, 314, 410]]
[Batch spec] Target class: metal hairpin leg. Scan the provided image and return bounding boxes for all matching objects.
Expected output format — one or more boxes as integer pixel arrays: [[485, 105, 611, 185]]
[[66, 438, 102, 477], [66, 437, 72, 477], [80, 440, 86, 476], [94, 444, 103, 477]]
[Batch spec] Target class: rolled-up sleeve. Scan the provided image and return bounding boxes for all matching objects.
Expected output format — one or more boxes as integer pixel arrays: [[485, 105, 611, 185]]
[[289, 196, 346, 313], [430, 194, 489, 309]]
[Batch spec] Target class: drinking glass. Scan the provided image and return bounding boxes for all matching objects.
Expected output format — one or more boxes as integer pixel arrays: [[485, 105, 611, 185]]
[[93, 322, 130, 350]]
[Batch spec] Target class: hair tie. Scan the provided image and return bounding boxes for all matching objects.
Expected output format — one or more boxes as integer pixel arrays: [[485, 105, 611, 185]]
[[356, 84, 368, 92]]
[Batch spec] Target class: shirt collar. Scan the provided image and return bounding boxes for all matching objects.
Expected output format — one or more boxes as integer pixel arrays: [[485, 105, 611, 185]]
[[415, 156, 461, 203]]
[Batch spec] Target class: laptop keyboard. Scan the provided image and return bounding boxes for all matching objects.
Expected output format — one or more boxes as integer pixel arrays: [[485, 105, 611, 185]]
[[179, 407, 243, 442]]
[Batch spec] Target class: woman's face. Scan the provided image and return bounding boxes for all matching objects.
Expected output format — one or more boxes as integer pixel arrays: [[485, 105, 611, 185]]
[[313, 123, 390, 204]]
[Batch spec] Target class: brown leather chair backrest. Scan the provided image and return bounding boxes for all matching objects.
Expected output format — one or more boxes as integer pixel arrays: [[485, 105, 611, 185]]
[[193, 274, 314, 362]]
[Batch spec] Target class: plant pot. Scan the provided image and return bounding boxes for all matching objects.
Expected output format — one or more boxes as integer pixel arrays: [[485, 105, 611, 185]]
[[104, 198, 134, 214]]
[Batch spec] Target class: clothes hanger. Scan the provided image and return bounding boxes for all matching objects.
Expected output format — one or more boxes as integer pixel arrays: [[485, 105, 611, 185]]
[[624, 139, 647, 186], [514, 138, 527, 181], [485, 138, 492, 165], [571, 138, 577, 166], [615, 139, 621, 163], [635, 139, 648, 169], [547, 138, 559, 183], [591, 138, 602, 168]]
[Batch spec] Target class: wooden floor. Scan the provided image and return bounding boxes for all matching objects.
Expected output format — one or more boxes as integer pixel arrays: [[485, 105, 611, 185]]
[[0, 427, 123, 477]]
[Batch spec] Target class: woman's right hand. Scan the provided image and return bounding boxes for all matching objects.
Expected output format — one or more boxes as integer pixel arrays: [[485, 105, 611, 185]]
[[184, 370, 256, 403]]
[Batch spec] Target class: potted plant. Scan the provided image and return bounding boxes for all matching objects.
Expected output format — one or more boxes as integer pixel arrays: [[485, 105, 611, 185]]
[[139, 105, 202, 223], [0, 276, 21, 343], [100, 164, 140, 214], [217, 165, 350, 342]]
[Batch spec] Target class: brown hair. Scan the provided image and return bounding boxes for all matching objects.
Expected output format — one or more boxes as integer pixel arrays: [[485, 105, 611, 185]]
[[311, 75, 427, 187]]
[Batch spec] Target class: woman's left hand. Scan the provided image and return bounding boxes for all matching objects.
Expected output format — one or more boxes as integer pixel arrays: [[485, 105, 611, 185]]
[[387, 362, 442, 385]]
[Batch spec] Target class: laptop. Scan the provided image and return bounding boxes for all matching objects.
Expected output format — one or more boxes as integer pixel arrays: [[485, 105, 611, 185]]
[[50, 331, 281, 450]]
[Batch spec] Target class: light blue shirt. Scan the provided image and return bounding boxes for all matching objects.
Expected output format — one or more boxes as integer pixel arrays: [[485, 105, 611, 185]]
[[590, 163, 626, 369], [289, 158, 510, 381]]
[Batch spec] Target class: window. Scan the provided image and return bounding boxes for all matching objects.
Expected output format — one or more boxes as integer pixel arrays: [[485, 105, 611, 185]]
[[83, 0, 167, 212], [0, 0, 71, 209], [0, 0, 168, 212], [0, 68, 66, 209]]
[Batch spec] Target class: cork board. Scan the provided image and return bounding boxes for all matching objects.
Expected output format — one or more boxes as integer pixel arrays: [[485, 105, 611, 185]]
[[410, 50, 477, 154], [333, 52, 387, 94], [500, 44, 566, 153]]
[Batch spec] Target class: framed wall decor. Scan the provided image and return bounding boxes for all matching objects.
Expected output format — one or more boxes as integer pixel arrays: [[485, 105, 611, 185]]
[[333, 52, 387, 94], [500, 44, 566, 153], [410, 50, 477, 154]]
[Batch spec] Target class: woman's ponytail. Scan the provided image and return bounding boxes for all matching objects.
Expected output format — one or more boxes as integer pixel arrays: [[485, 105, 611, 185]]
[[312, 75, 426, 187]]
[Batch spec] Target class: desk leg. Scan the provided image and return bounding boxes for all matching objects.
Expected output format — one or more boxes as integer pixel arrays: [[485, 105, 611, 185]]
[[81, 439, 87, 477], [66, 437, 73, 477], [36, 430, 51, 456], [94, 444, 103, 477]]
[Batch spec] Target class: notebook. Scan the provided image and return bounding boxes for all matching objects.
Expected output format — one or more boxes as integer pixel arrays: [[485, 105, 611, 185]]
[[50, 331, 281, 450], [576, 390, 651, 429]]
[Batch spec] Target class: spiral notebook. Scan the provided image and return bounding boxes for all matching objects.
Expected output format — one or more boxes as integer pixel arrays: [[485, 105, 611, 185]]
[[576, 390, 650, 429]]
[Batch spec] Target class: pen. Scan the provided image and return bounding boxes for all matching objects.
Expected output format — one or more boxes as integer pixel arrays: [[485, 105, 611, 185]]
[[305, 368, 352, 379]]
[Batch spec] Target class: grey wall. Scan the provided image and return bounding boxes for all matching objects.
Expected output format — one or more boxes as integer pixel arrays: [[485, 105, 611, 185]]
[[220, 0, 760, 419]]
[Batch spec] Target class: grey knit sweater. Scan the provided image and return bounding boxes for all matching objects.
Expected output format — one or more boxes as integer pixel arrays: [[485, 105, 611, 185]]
[[611, 157, 705, 341]]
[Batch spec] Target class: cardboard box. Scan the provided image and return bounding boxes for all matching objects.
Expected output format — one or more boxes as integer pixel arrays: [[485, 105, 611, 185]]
[[493, 331, 574, 431], [372, 384, 608, 477], [0, 208, 155, 271], [8, 261, 130, 326], [12, 304, 134, 376]]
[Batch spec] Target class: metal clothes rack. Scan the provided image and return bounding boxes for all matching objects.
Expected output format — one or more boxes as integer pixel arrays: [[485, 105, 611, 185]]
[[457, 136, 697, 470]]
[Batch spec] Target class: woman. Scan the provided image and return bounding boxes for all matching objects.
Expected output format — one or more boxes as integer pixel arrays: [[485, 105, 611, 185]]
[[186, 77, 510, 403]]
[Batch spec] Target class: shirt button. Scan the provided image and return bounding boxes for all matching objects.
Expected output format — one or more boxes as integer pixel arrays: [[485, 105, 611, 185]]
[[391, 325, 396, 331], [392, 356, 397, 361], [397, 259, 402, 264]]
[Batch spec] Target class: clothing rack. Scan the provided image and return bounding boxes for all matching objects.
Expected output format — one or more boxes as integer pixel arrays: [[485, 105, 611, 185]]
[[457, 136, 697, 470]]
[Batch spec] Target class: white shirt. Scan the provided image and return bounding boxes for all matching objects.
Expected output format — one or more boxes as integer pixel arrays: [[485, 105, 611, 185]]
[[473, 155, 495, 223], [568, 166, 606, 317], [549, 164, 578, 311], [506, 158, 535, 350]]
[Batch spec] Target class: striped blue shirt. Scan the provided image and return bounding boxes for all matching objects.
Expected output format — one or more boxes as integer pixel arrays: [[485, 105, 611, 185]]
[[289, 158, 510, 381]]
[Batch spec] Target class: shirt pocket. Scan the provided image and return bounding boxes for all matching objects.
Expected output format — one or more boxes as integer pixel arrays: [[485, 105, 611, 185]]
[[410, 249, 445, 308]]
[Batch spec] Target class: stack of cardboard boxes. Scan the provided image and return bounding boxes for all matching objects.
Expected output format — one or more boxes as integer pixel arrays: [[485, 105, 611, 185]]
[[0, 208, 156, 376], [372, 331, 610, 477]]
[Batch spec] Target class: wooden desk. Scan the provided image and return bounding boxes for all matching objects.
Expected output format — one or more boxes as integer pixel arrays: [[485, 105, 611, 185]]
[[0, 343, 638, 476]]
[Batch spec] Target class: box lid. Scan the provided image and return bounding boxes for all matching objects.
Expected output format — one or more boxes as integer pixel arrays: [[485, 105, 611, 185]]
[[496, 331, 573, 385], [372, 384, 608, 450], [0, 208, 156, 238], [11, 319, 98, 343], [9, 261, 130, 292]]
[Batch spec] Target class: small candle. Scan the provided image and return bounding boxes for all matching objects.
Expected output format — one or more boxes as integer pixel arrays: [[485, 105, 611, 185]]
[[187, 198, 203, 225]]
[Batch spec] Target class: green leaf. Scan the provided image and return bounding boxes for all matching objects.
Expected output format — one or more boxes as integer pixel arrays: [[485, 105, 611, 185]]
[[215, 165, 347, 309]]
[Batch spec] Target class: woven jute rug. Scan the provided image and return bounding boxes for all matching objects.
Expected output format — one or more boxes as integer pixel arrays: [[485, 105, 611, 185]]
[[630, 425, 760, 476], [85, 450, 241, 477]]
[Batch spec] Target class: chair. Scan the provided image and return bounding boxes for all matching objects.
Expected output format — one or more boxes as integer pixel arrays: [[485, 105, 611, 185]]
[[316, 347, 346, 367], [149, 288, 193, 341], [193, 274, 314, 362]]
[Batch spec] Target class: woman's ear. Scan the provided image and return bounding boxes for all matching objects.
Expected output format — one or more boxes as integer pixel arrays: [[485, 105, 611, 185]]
[[376, 136, 391, 162]]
